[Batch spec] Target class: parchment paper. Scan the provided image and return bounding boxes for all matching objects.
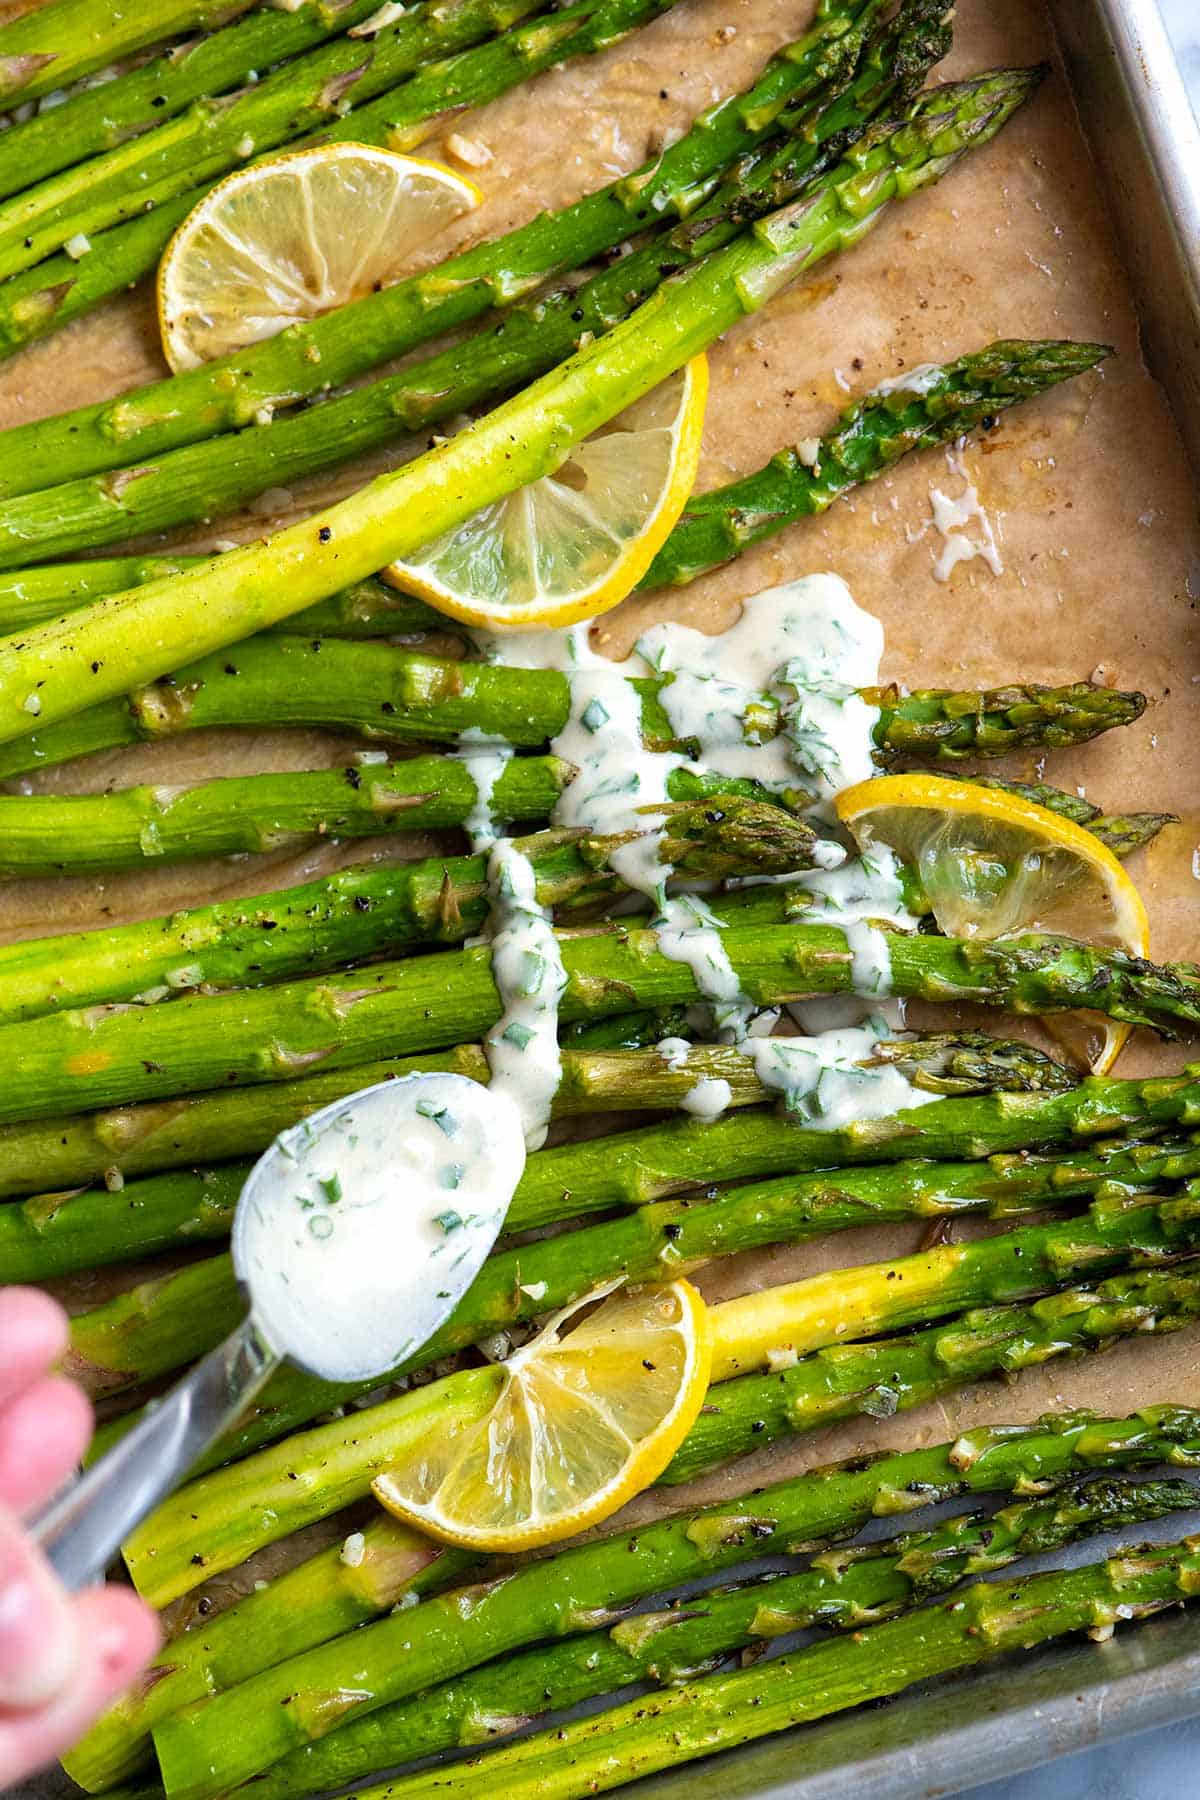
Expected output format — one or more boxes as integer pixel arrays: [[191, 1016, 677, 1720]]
[[1, 0, 1199, 1613]]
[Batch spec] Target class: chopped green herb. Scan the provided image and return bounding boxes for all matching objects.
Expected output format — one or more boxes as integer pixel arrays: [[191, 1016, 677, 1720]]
[[580, 697, 609, 733], [520, 951, 546, 996], [317, 1173, 343, 1205], [308, 1215, 334, 1241], [438, 1163, 465, 1190], [417, 1098, 458, 1136], [435, 1209, 464, 1234], [503, 1021, 536, 1050]]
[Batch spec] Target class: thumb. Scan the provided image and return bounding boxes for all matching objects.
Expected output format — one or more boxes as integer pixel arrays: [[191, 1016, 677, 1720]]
[[0, 1506, 79, 1709]]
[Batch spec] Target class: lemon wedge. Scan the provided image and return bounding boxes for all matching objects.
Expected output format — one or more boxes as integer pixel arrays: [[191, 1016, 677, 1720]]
[[834, 772, 1151, 1074], [372, 1278, 712, 1551], [157, 144, 482, 372], [383, 357, 708, 632]]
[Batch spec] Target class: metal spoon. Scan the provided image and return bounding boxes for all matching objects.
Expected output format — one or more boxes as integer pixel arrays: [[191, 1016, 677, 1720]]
[[34, 1073, 526, 1590]]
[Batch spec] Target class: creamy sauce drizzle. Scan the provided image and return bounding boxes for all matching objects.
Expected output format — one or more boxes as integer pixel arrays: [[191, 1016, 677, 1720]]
[[454, 728, 514, 852], [922, 443, 1004, 584], [472, 575, 935, 1132], [481, 840, 567, 1152]]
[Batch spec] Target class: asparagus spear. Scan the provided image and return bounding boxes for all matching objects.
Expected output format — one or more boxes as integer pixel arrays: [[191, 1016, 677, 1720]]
[[0, 12, 930, 563], [316, 1541, 1200, 1800], [0, 753, 1165, 879], [0, 750, 575, 877], [15, 1088, 1191, 1286], [665, 1258, 1200, 1483], [0, 338, 1101, 621], [0, 563, 442, 641], [13, 1059, 1195, 1216], [0, 0, 751, 363], [74, 1076, 1150, 1400], [5, 1023, 1145, 1217], [0, 619, 1144, 777], [640, 339, 1114, 585], [51, 1029, 1065, 1360], [194, 1477, 1200, 1800], [73, 1408, 1200, 1793], [933, 773, 1176, 856], [0, 192, 198, 362], [0, 0, 258, 108], [0, 799, 821, 1022], [0, 0, 892, 487], [5, 905, 1200, 1128], [0, 70, 1043, 745], [0, 0, 435, 203], [146, 1407, 1200, 1799]]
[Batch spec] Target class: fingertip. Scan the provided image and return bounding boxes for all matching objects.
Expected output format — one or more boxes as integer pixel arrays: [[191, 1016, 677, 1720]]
[[0, 1290, 68, 1404], [0, 1375, 93, 1517], [0, 1587, 161, 1787], [77, 1586, 162, 1693]]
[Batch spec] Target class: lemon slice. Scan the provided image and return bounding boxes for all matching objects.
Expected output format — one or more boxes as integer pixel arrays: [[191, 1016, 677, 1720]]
[[384, 357, 708, 632], [834, 773, 1151, 1074], [372, 1278, 712, 1551], [158, 144, 482, 372]]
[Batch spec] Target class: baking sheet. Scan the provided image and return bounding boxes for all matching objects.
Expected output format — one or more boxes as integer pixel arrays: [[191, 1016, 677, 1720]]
[[2, 0, 1200, 1787]]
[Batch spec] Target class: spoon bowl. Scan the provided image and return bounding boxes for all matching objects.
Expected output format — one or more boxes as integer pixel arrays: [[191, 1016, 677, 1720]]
[[34, 1073, 527, 1589]]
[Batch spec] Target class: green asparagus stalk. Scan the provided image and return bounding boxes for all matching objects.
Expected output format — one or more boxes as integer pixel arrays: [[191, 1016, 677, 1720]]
[[0, 0, 258, 108], [100, 1101, 1200, 1483], [0, 751, 574, 876], [0, 619, 1143, 777], [68, 1531, 484, 1795], [12, 1078, 1183, 1287], [0, 0, 671, 283], [0, 563, 442, 640], [72, 1079, 1145, 1400], [4, 907, 1199, 1129], [0, 0, 439, 203], [0, 9, 929, 562], [70, 1410, 1200, 1794], [639, 339, 1114, 585], [939, 774, 1176, 856], [146, 1407, 1200, 1800], [0, 333, 1110, 627], [58, 1029, 1072, 1375], [12, 1057, 1194, 1215], [665, 1258, 1200, 1483], [709, 1187, 1200, 1378], [0, 760, 1165, 881], [0, 70, 1043, 745], [0, 1026, 1121, 1214], [0, 0, 891, 486], [0, 333, 1100, 626], [0, 799, 821, 1021], [0, 192, 197, 361], [219, 1477, 1200, 1800], [312, 1540, 1200, 1800]]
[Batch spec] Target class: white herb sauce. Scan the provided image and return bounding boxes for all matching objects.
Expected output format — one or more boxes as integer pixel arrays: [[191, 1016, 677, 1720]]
[[233, 1073, 526, 1382], [454, 727, 514, 852], [481, 839, 567, 1151], [472, 574, 934, 1135]]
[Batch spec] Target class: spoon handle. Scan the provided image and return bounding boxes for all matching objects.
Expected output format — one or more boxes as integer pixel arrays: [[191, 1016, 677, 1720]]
[[34, 1313, 278, 1591]]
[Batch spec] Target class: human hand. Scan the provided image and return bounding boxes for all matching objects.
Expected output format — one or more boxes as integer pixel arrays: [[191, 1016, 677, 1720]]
[[0, 1286, 160, 1787]]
